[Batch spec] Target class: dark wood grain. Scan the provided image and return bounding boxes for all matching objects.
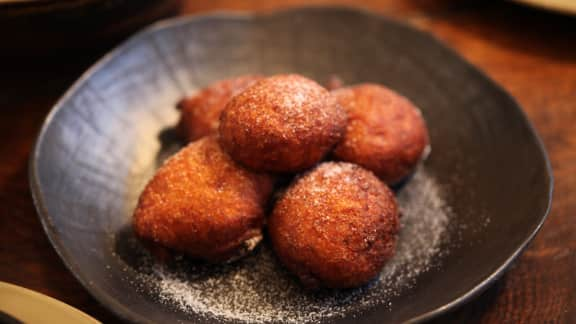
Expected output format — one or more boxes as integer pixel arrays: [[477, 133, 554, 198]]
[[0, 0, 574, 323]]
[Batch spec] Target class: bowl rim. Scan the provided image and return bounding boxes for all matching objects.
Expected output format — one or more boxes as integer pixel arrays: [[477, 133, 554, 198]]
[[29, 6, 554, 324], [510, 0, 576, 16]]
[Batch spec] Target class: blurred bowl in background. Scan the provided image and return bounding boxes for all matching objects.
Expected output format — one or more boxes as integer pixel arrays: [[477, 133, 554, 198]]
[[0, 0, 181, 56], [511, 0, 576, 15]]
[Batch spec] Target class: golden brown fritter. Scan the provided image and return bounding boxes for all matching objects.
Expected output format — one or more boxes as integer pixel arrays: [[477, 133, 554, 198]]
[[268, 162, 399, 289], [176, 75, 262, 142], [332, 84, 430, 185], [218, 74, 347, 173], [133, 136, 274, 263]]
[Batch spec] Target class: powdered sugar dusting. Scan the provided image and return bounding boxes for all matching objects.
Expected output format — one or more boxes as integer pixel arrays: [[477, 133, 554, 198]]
[[131, 168, 451, 323], [319, 162, 349, 179]]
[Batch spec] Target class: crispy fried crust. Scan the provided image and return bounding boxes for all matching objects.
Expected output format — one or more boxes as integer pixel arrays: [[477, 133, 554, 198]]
[[219, 74, 347, 173], [332, 84, 430, 185], [133, 136, 274, 262], [269, 162, 399, 289], [177, 75, 262, 142]]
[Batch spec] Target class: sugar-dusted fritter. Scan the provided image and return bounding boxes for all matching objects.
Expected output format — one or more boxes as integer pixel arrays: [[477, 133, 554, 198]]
[[268, 162, 399, 289], [332, 84, 430, 185], [176, 75, 262, 142], [133, 136, 274, 263], [218, 74, 347, 173]]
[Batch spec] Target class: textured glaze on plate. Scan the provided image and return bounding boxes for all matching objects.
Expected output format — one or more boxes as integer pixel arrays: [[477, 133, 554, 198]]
[[30, 7, 552, 324]]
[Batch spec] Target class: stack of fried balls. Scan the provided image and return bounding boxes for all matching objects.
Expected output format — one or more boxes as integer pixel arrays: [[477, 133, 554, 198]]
[[133, 74, 429, 289]]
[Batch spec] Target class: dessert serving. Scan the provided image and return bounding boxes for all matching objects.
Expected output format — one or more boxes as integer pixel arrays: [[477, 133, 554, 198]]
[[269, 162, 399, 289], [332, 84, 430, 185], [218, 74, 348, 173], [133, 73, 429, 289], [30, 9, 553, 324], [133, 136, 274, 263]]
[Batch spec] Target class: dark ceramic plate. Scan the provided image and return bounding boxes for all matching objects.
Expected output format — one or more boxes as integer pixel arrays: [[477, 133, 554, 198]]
[[30, 7, 553, 324]]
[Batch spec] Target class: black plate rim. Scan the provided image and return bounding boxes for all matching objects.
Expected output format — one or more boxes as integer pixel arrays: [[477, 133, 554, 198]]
[[29, 6, 554, 324]]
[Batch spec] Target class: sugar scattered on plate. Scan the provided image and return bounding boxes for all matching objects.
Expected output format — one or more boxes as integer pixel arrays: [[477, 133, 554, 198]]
[[133, 168, 451, 323]]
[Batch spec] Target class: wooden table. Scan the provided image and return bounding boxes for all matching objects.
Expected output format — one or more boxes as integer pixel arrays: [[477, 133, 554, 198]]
[[1, 0, 574, 322]]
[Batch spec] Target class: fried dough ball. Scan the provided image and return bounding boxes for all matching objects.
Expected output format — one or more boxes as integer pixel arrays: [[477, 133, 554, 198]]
[[133, 136, 274, 263], [332, 84, 430, 185], [219, 74, 347, 173], [176, 75, 262, 142], [269, 162, 399, 289]]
